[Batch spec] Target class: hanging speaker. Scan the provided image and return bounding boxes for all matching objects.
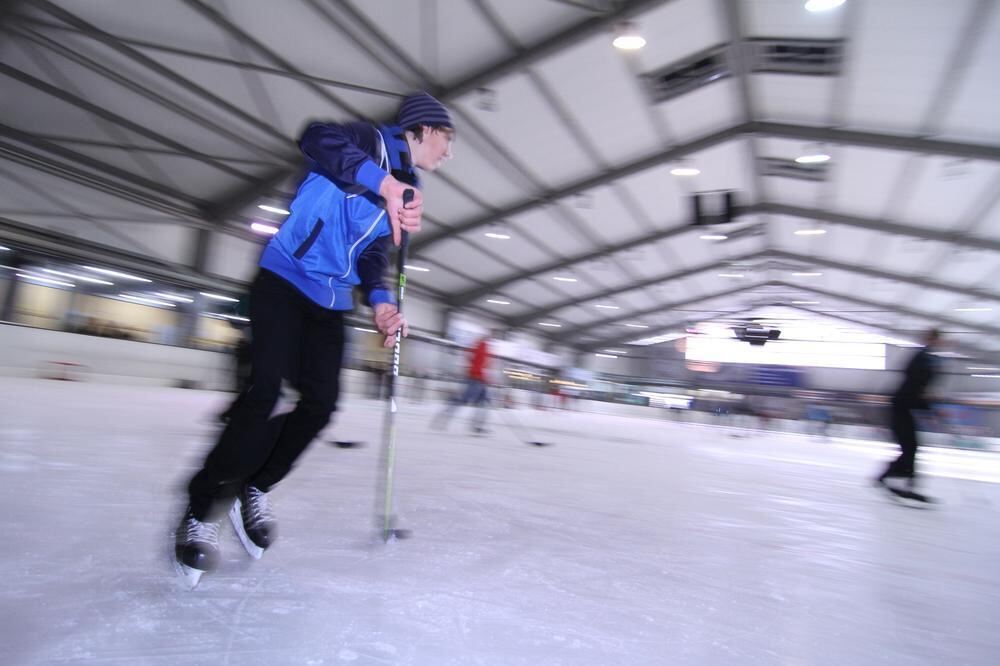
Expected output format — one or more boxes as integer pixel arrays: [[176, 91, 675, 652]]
[[691, 191, 734, 226]]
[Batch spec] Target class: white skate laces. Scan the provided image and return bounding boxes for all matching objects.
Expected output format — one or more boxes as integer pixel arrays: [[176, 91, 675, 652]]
[[245, 486, 275, 528], [184, 516, 220, 545]]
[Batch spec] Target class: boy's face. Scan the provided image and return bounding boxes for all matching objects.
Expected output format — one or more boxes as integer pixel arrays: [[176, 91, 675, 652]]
[[412, 126, 454, 171]]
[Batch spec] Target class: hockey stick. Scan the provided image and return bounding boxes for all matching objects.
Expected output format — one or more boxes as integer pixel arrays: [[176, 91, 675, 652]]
[[493, 401, 551, 447], [376, 188, 414, 542]]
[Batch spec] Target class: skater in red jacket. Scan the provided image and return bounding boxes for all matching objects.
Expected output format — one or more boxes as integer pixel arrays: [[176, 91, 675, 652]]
[[433, 333, 493, 434]]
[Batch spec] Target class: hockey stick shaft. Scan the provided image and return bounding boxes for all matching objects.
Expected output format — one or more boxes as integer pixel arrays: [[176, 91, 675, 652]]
[[379, 188, 413, 542]]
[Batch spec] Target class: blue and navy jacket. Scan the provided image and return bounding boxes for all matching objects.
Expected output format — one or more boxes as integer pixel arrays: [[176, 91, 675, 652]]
[[259, 121, 417, 310]]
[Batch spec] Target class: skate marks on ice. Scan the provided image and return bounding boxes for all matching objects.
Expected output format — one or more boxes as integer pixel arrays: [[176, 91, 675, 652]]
[[2, 380, 1000, 663]]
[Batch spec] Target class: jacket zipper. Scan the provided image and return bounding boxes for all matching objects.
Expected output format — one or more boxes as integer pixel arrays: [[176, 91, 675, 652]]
[[340, 129, 389, 280], [340, 209, 386, 279]]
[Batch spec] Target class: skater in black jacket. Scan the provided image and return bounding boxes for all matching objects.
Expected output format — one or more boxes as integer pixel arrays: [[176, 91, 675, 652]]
[[875, 329, 942, 502]]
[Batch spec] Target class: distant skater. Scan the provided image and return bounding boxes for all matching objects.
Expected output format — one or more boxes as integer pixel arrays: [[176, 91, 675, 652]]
[[874, 329, 942, 504], [432, 332, 493, 434]]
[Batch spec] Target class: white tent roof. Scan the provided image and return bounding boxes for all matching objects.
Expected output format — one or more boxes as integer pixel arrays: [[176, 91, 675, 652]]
[[1, 0, 998, 357]]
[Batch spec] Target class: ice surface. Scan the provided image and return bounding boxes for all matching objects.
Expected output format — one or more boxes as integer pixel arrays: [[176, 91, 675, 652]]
[[1, 377, 998, 665]]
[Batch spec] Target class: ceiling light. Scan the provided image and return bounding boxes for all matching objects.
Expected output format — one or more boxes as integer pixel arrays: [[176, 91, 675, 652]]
[[118, 293, 175, 307], [17, 273, 74, 288], [604, 349, 628, 355], [404, 264, 430, 272], [794, 229, 827, 236], [595, 304, 620, 310], [83, 266, 151, 282], [154, 292, 195, 303], [484, 232, 511, 240], [612, 21, 646, 50], [792, 272, 823, 277], [538, 322, 562, 328], [624, 323, 650, 329], [487, 299, 511, 305], [251, 222, 279, 235], [258, 204, 290, 215], [804, 0, 846, 12], [0, 245, 10, 251], [954, 307, 992, 312], [671, 167, 701, 176], [700, 234, 728, 240], [552, 276, 577, 283], [795, 153, 831, 164], [718, 273, 744, 278], [353, 327, 378, 333], [968, 366, 1000, 371], [791, 300, 820, 305], [629, 332, 686, 345], [595, 353, 618, 359], [971, 374, 1000, 379], [42, 269, 113, 285], [200, 292, 239, 302]]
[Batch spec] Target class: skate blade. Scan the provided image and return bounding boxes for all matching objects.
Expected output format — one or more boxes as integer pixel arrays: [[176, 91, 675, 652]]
[[172, 558, 205, 590], [881, 485, 934, 509], [229, 499, 264, 559]]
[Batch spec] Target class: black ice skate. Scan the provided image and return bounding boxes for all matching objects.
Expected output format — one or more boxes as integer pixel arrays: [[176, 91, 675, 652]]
[[174, 508, 221, 588], [874, 476, 936, 507], [229, 486, 276, 559]]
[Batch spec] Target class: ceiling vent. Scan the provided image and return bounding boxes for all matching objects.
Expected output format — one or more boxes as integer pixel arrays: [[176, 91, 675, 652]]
[[760, 157, 829, 181], [640, 45, 731, 104], [748, 38, 844, 76]]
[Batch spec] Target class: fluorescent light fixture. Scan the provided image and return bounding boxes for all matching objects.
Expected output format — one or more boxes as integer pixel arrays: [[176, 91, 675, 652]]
[[0, 245, 9, 251], [218, 314, 249, 322], [538, 322, 562, 328], [404, 264, 430, 272], [604, 349, 628, 355], [595, 353, 618, 359], [718, 273, 744, 278], [804, 0, 846, 12], [17, 273, 74, 288], [968, 366, 1000, 371], [487, 299, 511, 305], [629, 332, 686, 345], [257, 204, 290, 215], [552, 276, 578, 283], [353, 327, 378, 333], [670, 167, 701, 176], [42, 269, 113, 285], [200, 292, 239, 302], [791, 300, 820, 305], [795, 153, 831, 164], [83, 266, 151, 282], [484, 232, 511, 240], [154, 292, 195, 303], [118, 293, 175, 307], [700, 234, 728, 240], [792, 272, 823, 277], [972, 374, 1000, 379], [251, 222, 279, 235], [624, 323, 650, 329], [954, 307, 992, 312], [612, 22, 646, 50], [934, 351, 971, 359], [794, 229, 827, 236], [595, 304, 620, 310]]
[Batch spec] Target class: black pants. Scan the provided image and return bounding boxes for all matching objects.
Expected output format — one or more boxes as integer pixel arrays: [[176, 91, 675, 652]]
[[187, 269, 345, 520], [883, 402, 919, 480]]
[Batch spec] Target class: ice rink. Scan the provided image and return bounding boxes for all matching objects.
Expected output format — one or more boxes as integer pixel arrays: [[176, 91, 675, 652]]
[[2, 377, 998, 665]]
